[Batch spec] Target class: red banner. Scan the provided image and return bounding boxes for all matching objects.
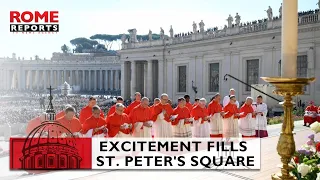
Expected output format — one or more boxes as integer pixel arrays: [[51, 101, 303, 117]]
[[10, 137, 92, 170]]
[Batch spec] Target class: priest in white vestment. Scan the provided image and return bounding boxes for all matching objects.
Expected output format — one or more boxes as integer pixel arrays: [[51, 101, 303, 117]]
[[253, 95, 268, 138], [223, 88, 240, 108], [151, 94, 174, 138]]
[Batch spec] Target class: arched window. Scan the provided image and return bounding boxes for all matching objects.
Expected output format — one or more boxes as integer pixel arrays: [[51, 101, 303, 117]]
[[48, 156, 54, 167], [37, 156, 43, 168], [60, 157, 66, 167]]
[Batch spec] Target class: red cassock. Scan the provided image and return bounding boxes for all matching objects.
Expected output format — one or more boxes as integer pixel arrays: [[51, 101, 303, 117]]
[[124, 101, 140, 115], [129, 105, 152, 133], [56, 116, 82, 135], [191, 105, 208, 123], [304, 105, 318, 125], [151, 103, 173, 122], [82, 116, 107, 136], [107, 113, 132, 137], [239, 104, 255, 138], [207, 101, 222, 115], [79, 106, 104, 124], [55, 111, 65, 120], [223, 103, 239, 119], [207, 100, 223, 137], [172, 106, 191, 126], [185, 102, 193, 112]]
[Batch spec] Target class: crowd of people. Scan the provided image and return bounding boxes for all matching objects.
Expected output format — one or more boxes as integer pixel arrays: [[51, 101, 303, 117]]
[[25, 88, 269, 140]]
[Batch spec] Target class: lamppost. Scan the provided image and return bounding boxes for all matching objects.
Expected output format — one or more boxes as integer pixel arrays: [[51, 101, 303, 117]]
[[261, 0, 316, 179], [191, 80, 198, 97]]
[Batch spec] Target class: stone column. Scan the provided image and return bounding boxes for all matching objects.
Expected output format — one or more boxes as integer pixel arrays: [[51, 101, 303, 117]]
[[50, 70, 53, 87], [70, 70, 73, 85], [110, 70, 114, 90], [29, 70, 33, 90], [89, 70, 91, 91], [82, 70, 85, 91], [121, 63, 125, 98], [100, 70, 103, 90], [75, 70, 79, 86], [308, 48, 315, 77], [64, 70, 67, 82], [43, 70, 47, 90], [131, 61, 136, 99], [147, 60, 153, 98], [105, 70, 109, 90], [36, 70, 39, 90], [281, 0, 298, 78], [57, 70, 61, 88], [94, 70, 97, 91], [158, 60, 164, 96]]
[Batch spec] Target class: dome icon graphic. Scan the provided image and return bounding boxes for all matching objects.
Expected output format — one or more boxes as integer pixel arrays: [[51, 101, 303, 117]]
[[19, 121, 82, 169]]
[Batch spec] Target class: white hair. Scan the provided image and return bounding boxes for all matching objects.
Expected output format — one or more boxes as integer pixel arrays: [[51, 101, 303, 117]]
[[199, 98, 207, 104], [160, 93, 168, 99], [246, 97, 253, 101], [141, 97, 149, 102], [230, 88, 235, 92], [115, 103, 125, 108]]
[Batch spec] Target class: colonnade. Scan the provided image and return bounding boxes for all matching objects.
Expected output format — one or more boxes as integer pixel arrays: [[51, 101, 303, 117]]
[[0, 68, 121, 91]]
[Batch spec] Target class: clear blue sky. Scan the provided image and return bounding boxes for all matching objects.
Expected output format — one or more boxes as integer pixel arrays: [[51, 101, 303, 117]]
[[0, 0, 316, 59]]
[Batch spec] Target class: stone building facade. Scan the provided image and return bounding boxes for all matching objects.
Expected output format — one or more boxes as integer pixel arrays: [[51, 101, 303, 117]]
[[119, 10, 320, 106], [0, 53, 121, 93]]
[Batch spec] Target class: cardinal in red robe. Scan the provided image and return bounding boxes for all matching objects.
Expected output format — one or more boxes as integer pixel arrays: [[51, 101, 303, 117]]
[[56, 107, 82, 137], [107, 103, 132, 138], [82, 105, 107, 137], [304, 101, 317, 126], [191, 98, 210, 137], [55, 104, 72, 120], [172, 97, 192, 137], [222, 95, 240, 139], [124, 92, 141, 115], [152, 93, 174, 138], [184, 95, 193, 112], [79, 96, 104, 124], [207, 93, 223, 138], [239, 97, 256, 138], [129, 97, 153, 137], [26, 113, 50, 135], [106, 96, 125, 120]]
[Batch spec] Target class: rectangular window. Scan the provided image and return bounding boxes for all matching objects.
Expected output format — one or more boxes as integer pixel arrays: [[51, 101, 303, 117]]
[[297, 55, 308, 91], [246, 59, 259, 91], [178, 66, 187, 92], [208, 63, 219, 92]]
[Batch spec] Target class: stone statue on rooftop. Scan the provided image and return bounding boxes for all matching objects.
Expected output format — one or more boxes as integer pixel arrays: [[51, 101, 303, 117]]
[[169, 25, 174, 38], [199, 20, 205, 33], [317, 0, 320, 9], [265, 6, 273, 21], [148, 30, 152, 41], [192, 21, 197, 33], [160, 27, 164, 39], [227, 14, 233, 28], [279, 3, 282, 17], [235, 13, 241, 26], [121, 34, 126, 44]]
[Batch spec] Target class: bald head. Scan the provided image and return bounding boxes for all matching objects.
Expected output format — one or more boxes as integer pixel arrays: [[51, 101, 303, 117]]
[[160, 93, 169, 104], [141, 97, 150, 108], [115, 103, 125, 115]]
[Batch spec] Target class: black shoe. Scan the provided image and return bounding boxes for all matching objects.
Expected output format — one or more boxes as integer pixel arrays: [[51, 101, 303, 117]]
[[303, 124, 306, 126]]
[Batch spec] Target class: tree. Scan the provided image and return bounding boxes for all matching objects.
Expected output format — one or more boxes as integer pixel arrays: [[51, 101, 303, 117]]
[[70, 37, 98, 53], [61, 44, 70, 53], [90, 34, 121, 50]]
